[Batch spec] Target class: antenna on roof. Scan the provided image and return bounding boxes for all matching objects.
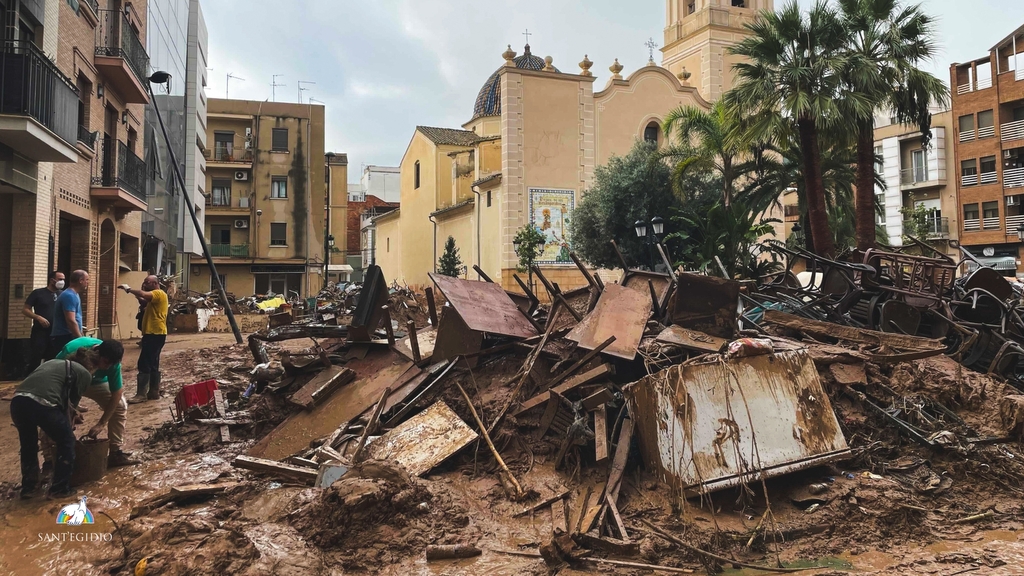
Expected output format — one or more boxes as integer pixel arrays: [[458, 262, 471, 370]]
[[226, 73, 244, 99], [271, 74, 285, 102]]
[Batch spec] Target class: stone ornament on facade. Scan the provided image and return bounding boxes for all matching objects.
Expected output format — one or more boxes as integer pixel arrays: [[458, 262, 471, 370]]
[[579, 55, 593, 77], [543, 55, 555, 72], [502, 45, 516, 67], [677, 67, 692, 84], [609, 58, 624, 80]]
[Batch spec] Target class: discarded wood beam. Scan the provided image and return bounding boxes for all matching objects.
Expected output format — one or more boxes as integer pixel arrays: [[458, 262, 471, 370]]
[[381, 306, 396, 345], [407, 321, 422, 363], [231, 455, 317, 484], [570, 252, 601, 294], [512, 273, 540, 313], [573, 485, 594, 535], [573, 532, 639, 556], [953, 510, 995, 524], [580, 482, 606, 534], [365, 400, 478, 476], [286, 456, 319, 469], [453, 378, 525, 499], [314, 444, 346, 464], [252, 325, 350, 342], [488, 318, 559, 434], [552, 498, 569, 534], [169, 482, 238, 497], [534, 391, 561, 440], [533, 265, 583, 322], [426, 544, 482, 561], [546, 336, 616, 389], [656, 242, 677, 282], [382, 360, 456, 428], [212, 389, 230, 442], [594, 405, 609, 465], [605, 493, 628, 541], [763, 309, 946, 353], [289, 367, 356, 411], [515, 363, 614, 416], [582, 388, 613, 411], [195, 417, 252, 426], [473, 264, 493, 283], [610, 240, 630, 274], [648, 279, 661, 318], [425, 287, 438, 327], [596, 417, 634, 531], [513, 490, 570, 518], [352, 387, 391, 463]]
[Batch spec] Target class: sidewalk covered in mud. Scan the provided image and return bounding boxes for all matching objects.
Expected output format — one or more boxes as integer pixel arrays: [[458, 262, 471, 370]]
[[5, 245, 1024, 575]]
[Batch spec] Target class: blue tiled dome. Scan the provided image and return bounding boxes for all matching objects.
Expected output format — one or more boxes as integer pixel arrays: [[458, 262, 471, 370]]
[[471, 45, 558, 121]]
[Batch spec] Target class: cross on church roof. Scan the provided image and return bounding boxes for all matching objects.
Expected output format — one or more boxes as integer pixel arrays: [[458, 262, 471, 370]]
[[645, 37, 659, 62], [523, 29, 532, 45]]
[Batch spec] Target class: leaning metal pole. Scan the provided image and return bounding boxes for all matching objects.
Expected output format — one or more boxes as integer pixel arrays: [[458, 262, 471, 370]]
[[147, 82, 242, 344]]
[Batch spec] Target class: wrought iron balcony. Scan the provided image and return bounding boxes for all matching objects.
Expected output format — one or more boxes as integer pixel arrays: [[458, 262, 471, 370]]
[[95, 10, 150, 103], [0, 40, 79, 162], [77, 125, 97, 149], [209, 244, 250, 258], [91, 137, 147, 209]]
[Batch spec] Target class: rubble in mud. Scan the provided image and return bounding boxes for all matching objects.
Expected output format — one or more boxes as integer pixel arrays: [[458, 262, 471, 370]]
[[18, 252, 1024, 575]]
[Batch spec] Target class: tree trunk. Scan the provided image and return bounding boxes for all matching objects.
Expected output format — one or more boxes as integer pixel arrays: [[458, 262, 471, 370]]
[[796, 117, 836, 258], [855, 119, 877, 251]]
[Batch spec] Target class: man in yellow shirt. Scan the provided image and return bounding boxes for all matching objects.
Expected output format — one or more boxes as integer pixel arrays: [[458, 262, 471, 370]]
[[120, 276, 168, 404]]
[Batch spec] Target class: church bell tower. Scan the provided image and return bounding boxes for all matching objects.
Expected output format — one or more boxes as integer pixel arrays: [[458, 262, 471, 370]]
[[661, 0, 773, 102]]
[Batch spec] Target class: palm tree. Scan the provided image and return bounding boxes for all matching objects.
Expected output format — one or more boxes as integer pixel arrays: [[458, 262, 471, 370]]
[[725, 0, 858, 258], [839, 0, 949, 251], [657, 100, 764, 207]]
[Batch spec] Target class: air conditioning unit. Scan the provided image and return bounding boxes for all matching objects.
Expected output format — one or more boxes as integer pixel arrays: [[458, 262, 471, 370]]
[[234, 219, 249, 229], [239, 196, 250, 208], [1007, 150, 1013, 158], [245, 127, 252, 138], [234, 171, 248, 181], [1009, 196, 1020, 207]]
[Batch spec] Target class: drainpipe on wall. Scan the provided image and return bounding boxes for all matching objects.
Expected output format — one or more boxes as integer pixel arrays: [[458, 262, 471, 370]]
[[304, 113, 311, 298], [252, 100, 266, 262], [472, 185, 482, 277], [429, 214, 438, 273]]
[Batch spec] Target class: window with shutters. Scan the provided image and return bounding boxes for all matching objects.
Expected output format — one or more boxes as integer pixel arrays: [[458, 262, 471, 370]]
[[271, 128, 288, 151], [270, 223, 287, 246]]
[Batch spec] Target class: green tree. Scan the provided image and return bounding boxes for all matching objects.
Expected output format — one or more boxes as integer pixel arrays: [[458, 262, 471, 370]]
[[899, 194, 933, 243], [437, 236, 463, 277], [726, 0, 853, 258], [656, 100, 766, 207], [513, 224, 546, 273], [838, 0, 948, 250], [569, 141, 681, 269]]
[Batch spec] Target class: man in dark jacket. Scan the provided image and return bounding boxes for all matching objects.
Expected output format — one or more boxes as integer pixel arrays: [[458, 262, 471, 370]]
[[10, 340, 123, 499], [22, 271, 65, 373]]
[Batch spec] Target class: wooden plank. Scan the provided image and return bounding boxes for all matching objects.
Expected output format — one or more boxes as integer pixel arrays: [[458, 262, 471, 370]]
[[582, 388, 613, 411], [546, 337, 616, 389], [169, 482, 238, 497], [365, 400, 478, 477], [406, 320, 422, 362], [534, 391, 560, 440], [594, 404, 609, 465], [425, 286, 438, 327], [656, 325, 728, 354], [429, 273, 538, 338], [567, 284, 649, 360], [381, 306, 396, 345], [247, 349, 414, 460], [353, 387, 391, 463], [763, 309, 946, 351], [515, 363, 614, 416], [288, 366, 355, 410], [232, 455, 317, 483], [285, 456, 318, 469], [573, 485, 594, 535], [551, 498, 569, 534], [513, 490, 570, 518], [574, 532, 639, 556], [580, 481, 606, 534], [212, 389, 230, 442], [606, 418, 634, 500], [605, 493, 629, 541]]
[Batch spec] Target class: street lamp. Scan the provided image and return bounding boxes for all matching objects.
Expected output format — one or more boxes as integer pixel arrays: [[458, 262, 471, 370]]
[[146, 71, 242, 344], [1017, 222, 1024, 242], [634, 216, 664, 270], [327, 234, 335, 248]]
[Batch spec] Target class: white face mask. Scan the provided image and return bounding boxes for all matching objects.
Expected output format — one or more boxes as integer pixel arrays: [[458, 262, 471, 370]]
[[55, 280, 66, 290]]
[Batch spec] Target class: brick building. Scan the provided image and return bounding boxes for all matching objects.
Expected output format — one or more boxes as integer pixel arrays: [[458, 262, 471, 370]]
[[950, 23, 1024, 275]]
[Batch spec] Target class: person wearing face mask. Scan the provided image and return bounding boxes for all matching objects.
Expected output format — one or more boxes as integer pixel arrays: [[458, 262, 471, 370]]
[[22, 271, 66, 373]]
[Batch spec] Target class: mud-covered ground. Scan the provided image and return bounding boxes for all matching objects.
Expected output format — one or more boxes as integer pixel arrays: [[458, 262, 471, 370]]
[[2, 333, 1024, 575]]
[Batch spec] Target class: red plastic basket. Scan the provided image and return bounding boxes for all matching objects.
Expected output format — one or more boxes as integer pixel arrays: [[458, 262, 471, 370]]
[[174, 379, 219, 418]]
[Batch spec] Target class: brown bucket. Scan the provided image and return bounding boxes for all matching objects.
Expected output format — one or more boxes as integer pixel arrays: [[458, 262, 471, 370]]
[[70, 437, 108, 487]]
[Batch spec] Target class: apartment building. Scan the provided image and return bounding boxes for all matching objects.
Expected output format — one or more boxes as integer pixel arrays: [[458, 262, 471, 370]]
[[874, 108, 957, 254], [0, 0, 154, 373], [951, 24, 1024, 275], [346, 164, 399, 282], [189, 98, 325, 298]]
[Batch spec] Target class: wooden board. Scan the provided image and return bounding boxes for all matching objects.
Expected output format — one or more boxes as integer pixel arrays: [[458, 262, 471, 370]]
[[232, 455, 318, 483], [430, 273, 538, 338], [655, 325, 728, 354], [566, 284, 649, 360], [394, 326, 437, 363], [668, 272, 740, 338], [288, 366, 355, 410], [515, 364, 613, 416], [594, 405, 609, 465], [763, 309, 946, 352], [365, 400, 478, 476], [431, 309, 483, 365], [247, 349, 415, 460]]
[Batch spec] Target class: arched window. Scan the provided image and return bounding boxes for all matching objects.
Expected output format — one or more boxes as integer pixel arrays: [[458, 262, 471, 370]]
[[644, 122, 660, 145], [414, 161, 421, 189]]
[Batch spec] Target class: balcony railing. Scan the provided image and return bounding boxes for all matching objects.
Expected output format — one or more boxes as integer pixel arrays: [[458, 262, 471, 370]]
[[93, 137, 146, 200], [981, 171, 998, 184], [211, 145, 252, 163], [984, 216, 1001, 230], [1006, 166, 1024, 189], [964, 218, 980, 231], [959, 129, 975, 142], [1018, 69, 1024, 81], [957, 83, 973, 95], [96, 10, 149, 84], [900, 167, 930, 185], [1002, 119, 1024, 142], [977, 77, 993, 90], [962, 173, 979, 186], [1006, 214, 1024, 232], [0, 40, 78, 147], [77, 125, 97, 148], [81, 0, 99, 16], [209, 244, 250, 258], [978, 125, 995, 139], [903, 216, 949, 238]]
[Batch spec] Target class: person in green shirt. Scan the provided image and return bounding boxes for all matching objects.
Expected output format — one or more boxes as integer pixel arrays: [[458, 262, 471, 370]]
[[57, 337, 135, 467], [11, 342, 123, 499]]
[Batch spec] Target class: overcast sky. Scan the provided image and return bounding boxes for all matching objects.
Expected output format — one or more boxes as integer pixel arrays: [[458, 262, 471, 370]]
[[203, 0, 1024, 180]]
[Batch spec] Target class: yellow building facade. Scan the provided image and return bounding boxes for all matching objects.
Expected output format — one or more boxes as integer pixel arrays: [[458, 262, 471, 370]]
[[376, 0, 769, 295]]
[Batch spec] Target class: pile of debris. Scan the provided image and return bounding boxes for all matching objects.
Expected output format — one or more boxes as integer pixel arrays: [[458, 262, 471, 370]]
[[118, 244, 1024, 574]]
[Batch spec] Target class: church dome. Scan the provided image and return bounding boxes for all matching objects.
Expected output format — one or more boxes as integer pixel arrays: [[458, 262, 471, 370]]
[[472, 44, 558, 121]]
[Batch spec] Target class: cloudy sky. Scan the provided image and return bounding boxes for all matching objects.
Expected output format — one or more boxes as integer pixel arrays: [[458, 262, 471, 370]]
[[203, 0, 1024, 180]]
